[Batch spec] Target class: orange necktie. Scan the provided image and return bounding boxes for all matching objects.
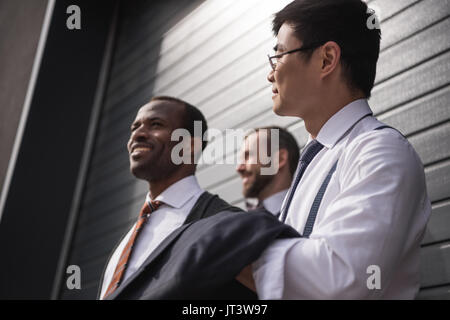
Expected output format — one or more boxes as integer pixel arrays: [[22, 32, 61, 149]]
[[103, 199, 163, 299]]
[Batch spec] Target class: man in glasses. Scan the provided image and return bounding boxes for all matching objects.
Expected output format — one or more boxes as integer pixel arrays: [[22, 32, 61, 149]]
[[236, 0, 431, 299]]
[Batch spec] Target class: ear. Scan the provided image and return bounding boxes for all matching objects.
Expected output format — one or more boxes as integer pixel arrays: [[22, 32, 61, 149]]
[[319, 41, 341, 79], [278, 148, 289, 170]]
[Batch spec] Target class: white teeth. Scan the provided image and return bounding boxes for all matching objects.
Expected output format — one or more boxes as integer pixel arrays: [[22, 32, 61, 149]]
[[133, 147, 151, 152]]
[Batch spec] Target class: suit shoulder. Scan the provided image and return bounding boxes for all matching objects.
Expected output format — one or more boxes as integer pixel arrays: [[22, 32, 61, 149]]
[[189, 191, 243, 221], [204, 192, 244, 214]]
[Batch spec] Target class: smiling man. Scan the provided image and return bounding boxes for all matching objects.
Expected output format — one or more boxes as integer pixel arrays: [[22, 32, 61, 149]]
[[97, 96, 254, 300], [236, 0, 431, 299], [236, 126, 299, 216]]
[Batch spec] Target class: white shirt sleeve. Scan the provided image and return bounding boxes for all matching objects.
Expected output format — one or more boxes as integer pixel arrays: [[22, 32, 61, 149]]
[[253, 131, 431, 299]]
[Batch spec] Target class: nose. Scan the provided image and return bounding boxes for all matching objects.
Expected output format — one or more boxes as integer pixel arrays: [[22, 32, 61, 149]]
[[128, 125, 149, 149], [236, 162, 245, 175], [133, 124, 150, 140], [267, 68, 275, 83]]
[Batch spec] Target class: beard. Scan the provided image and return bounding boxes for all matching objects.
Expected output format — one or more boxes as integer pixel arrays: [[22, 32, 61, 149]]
[[243, 169, 275, 198]]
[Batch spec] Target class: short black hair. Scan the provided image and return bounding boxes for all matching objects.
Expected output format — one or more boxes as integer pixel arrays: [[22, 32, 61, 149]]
[[248, 126, 300, 177], [273, 0, 381, 98], [150, 96, 208, 151]]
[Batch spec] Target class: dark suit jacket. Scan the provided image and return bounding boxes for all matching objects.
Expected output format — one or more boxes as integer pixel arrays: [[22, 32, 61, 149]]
[[97, 191, 258, 299], [100, 195, 301, 299]]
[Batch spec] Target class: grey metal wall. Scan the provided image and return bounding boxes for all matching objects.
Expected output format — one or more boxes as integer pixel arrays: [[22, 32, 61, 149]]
[[0, 0, 48, 194], [60, 0, 450, 299]]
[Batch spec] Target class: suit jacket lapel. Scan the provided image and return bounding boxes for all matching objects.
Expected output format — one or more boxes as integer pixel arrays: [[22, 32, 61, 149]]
[[183, 191, 213, 224], [104, 191, 213, 300], [97, 231, 129, 299], [105, 222, 192, 300]]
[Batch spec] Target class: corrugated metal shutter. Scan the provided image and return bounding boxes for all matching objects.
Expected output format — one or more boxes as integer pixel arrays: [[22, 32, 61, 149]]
[[366, 0, 450, 299], [60, 0, 450, 299]]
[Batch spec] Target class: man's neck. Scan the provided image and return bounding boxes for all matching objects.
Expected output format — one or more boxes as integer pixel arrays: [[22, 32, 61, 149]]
[[305, 92, 365, 139], [147, 170, 193, 199]]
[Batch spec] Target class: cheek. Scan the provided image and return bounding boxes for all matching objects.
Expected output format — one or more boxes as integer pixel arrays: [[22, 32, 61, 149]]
[[248, 163, 261, 175], [247, 154, 259, 167], [274, 70, 292, 101], [279, 69, 298, 94], [155, 132, 172, 148]]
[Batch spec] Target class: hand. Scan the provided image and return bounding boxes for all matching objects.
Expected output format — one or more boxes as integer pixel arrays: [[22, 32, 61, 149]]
[[235, 264, 256, 292]]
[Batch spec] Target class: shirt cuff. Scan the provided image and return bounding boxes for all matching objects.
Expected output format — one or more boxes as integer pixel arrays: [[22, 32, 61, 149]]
[[252, 238, 302, 299]]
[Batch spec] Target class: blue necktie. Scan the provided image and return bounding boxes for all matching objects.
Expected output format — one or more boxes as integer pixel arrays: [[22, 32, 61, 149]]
[[279, 140, 324, 222]]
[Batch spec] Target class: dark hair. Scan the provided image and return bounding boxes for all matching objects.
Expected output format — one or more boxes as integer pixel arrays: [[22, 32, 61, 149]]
[[249, 126, 300, 177], [150, 96, 208, 151], [273, 0, 381, 98]]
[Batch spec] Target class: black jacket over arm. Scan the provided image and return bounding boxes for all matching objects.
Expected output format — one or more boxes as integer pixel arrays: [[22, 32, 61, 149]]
[[100, 192, 300, 300]]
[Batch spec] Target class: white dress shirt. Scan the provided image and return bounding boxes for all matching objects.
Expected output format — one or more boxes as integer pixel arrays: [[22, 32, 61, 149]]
[[252, 99, 431, 299], [261, 189, 289, 216], [100, 175, 204, 299]]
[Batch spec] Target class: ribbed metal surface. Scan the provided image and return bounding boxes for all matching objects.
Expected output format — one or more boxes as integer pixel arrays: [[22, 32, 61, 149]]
[[61, 0, 450, 299]]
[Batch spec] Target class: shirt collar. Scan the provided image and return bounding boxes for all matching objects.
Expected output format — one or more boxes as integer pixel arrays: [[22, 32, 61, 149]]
[[262, 189, 289, 215], [309, 99, 373, 149], [146, 175, 202, 209]]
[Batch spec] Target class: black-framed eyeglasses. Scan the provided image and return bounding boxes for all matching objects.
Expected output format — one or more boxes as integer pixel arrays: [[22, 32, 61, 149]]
[[268, 43, 323, 70]]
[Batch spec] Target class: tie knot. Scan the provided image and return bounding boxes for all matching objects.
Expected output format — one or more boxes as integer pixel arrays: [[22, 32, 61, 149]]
[[300, 140, 324, 164], [140, 200, 163, 217], [149, 199, 163, 212]]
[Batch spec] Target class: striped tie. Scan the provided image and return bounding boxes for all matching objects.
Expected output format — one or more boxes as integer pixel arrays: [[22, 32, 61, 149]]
[[103, 199, 163, 299], [279, 140, 324, 222]]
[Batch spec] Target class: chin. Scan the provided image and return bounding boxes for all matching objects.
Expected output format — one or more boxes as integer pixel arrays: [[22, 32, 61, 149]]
[[272, 100, 281, 113], [274, 101, 300, 117], [130, 162, 149, 180], [272, 97, 289, 116], [273, 103, 288, 116], [273, 106, 283, 116], [243, 182, 259, 198], [242, 183, 252, 198], [243, 189, 255, 198]]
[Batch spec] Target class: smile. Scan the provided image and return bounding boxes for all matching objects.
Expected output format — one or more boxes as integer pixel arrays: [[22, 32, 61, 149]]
[[132, 147, 151, 153], [131, 146, 153, 156], [133, 147, 151, 152]]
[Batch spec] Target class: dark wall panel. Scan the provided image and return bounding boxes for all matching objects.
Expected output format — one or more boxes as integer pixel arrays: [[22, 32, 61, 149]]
[[60, 0, 207, 299], [0, 0, 48, 191], [0, 0, 115, 299]]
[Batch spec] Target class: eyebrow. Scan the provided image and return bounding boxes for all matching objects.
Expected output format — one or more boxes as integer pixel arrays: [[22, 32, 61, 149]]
[[147, 116, 165, 122], [273, 43, 286, 52], [131, 116, 165, 127]]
